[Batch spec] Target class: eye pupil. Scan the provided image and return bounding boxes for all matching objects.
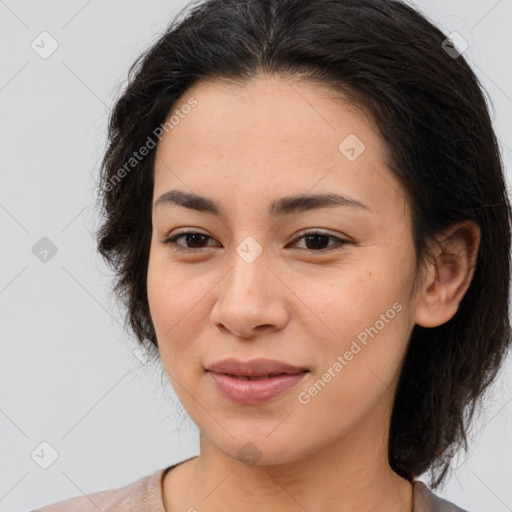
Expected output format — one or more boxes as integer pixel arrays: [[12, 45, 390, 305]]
[[165, 230, 346, 253], [305, 234, 329, 250], [186, 233, 208, 248]]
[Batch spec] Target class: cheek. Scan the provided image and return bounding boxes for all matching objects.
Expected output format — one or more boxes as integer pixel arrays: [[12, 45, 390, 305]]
[[146, 252, 213, 369], [301, 264, 403, 341], [147, 247, 199, 325], [307, 263, 412, 387], [147, 253, 186, 356], [296, 303, 410, 433]]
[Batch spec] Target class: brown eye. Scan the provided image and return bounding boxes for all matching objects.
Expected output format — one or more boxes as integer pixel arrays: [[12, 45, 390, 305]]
[[163, 232, 218, 251], [163, 230, 350, 253], [288, 231, 350, 252]]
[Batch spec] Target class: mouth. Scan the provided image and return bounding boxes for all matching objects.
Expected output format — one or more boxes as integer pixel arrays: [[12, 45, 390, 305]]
[[205, 357, 309, 378], [205, 358, 310, 405], [214, 372, 297, 380]]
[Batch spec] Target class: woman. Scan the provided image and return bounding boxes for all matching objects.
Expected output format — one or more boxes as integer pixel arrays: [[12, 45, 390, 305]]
[[35, 0, 511, 511]]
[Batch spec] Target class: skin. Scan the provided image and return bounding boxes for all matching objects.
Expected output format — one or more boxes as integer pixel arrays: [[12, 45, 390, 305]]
[[146, 74, 481, 512]]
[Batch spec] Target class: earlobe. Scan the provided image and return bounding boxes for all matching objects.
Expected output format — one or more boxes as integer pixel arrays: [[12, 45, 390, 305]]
[[414, 220, 481, 328]]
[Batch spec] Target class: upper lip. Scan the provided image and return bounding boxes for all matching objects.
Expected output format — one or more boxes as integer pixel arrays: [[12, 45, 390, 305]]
[[206, 358, 309, 377]]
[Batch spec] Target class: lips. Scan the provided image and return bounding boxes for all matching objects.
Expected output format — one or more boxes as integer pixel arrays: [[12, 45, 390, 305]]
[[228, 374, 286, 380], [205, 358, 310, 404], [205, 357, 309, 378]]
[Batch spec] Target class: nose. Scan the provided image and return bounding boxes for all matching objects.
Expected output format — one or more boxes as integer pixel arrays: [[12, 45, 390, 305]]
[[209, 247, 290, 339]]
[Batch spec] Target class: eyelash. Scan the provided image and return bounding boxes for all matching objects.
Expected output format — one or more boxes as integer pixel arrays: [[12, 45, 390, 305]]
[[162, 230, 351, 254]]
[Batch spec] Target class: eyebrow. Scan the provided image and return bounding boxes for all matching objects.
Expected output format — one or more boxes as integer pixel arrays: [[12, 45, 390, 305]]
[[154, 189, 370, 218]]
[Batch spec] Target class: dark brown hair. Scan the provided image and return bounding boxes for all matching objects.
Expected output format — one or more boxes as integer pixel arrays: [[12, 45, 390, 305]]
[[95, 0, 512, 488]]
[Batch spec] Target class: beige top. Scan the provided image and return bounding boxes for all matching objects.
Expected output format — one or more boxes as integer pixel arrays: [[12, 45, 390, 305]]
[[33, 457, 468, 512]]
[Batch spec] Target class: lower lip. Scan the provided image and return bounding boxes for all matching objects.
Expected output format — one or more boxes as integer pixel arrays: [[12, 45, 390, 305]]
[[208, 371, 308, 405]]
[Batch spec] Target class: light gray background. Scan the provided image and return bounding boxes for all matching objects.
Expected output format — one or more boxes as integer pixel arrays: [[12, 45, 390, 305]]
[[1, 1, 511, 511]]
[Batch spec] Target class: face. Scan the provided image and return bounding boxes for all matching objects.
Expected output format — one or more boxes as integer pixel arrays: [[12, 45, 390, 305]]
[[147, 75, 422, 466]]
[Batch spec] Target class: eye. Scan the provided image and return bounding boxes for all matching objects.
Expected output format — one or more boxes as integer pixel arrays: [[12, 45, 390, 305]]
[[163, 230, 351, 253], [288, 230, 351, 252], [163, 231, 220, 252]]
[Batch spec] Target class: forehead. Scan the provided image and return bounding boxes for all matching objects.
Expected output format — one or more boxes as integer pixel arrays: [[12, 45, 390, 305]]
[[153, 75, 406, 218], [156, 75, 381, 159]]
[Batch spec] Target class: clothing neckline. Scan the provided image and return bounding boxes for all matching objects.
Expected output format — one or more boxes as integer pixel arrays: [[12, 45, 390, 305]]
[[155, 457, 446, 512], [156, 456, 198, 512]]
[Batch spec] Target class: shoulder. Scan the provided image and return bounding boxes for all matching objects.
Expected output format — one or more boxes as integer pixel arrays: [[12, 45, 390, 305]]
[[32, 467, 166, 512], [413, 480, 469, 512]]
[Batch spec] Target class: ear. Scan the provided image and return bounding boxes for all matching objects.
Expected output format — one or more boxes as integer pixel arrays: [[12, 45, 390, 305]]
[[414, 220, 481, 328]]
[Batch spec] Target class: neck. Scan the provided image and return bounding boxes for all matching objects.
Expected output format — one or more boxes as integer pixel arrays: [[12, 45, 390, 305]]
[[168, 421, 413, 512]]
